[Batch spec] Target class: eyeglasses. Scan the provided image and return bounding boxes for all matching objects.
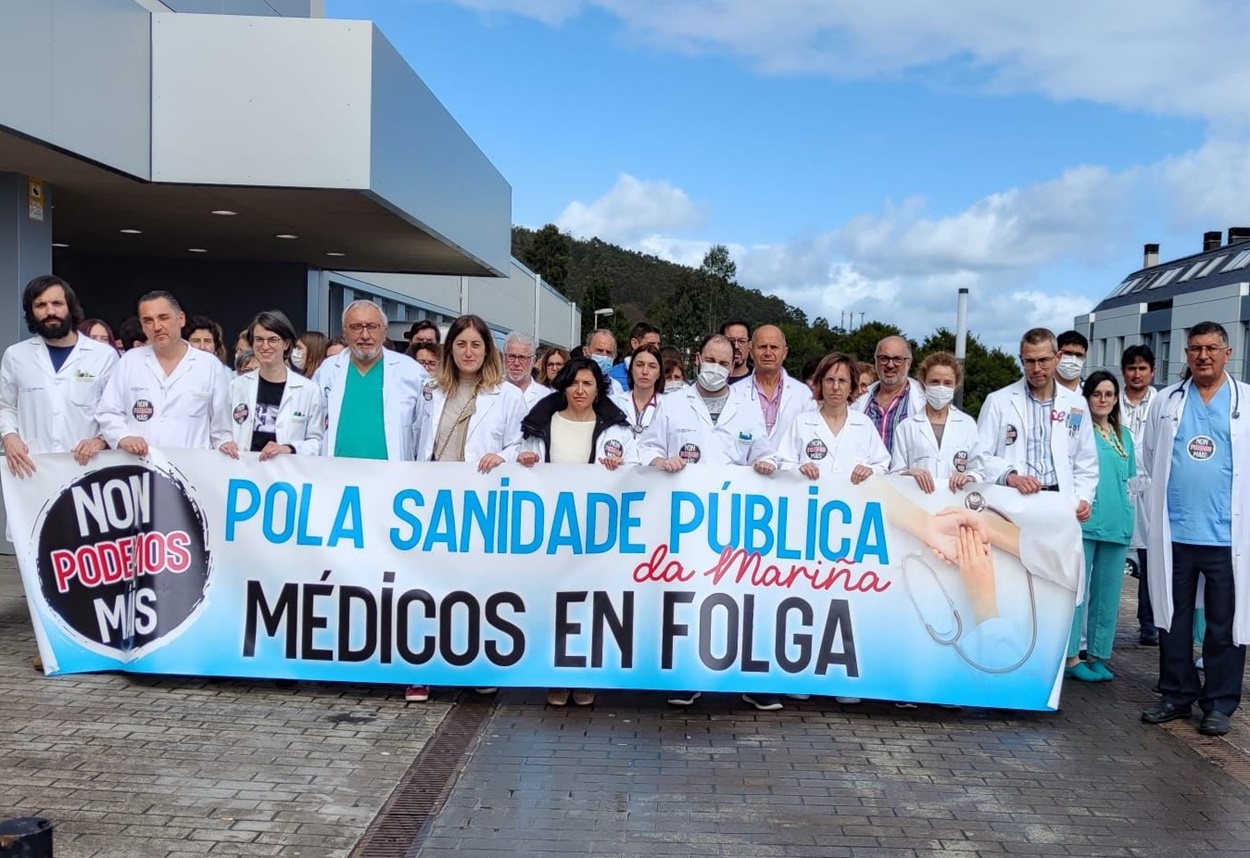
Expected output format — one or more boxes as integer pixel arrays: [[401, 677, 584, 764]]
[[346, 322, 383, 335], [252, 336, 283, 347], [417, 360, 437, 372], [1186, 345, 1228, 356], [876, 355, 909, 365], [1020, 355, 1055, 369], [503, 353, 533, 363], [726, 337, 749, 347]]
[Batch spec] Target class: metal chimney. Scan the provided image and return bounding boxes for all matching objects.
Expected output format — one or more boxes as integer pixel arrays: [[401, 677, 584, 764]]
[[1204, 231, 1223, 252], [1229, 227, 1250, 245], [1144, 243, 1160, 268]]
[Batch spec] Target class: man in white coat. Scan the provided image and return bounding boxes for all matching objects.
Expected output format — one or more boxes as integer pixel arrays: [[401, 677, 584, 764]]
[[1, 275, 117, 477], [853, 335, 925, 454], [314, 300, 427, 461], [743, 325, 815, 441], [977, 327, 1097, 521], [97, 290, 231, 456], [1140, 322, 1250, 736], [502, 331, 551, 411], [1120, 343, 1158, 646]]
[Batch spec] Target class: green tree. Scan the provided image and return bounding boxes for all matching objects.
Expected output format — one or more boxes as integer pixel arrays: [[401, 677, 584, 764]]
[[578, 273, 614, 343], [915, 328, 1021, 418], [697, 245, 737, 334], [522, 224, 572, 297]]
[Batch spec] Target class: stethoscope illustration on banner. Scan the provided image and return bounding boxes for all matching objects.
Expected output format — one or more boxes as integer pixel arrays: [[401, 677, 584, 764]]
[[901, 491, 1038, 674]]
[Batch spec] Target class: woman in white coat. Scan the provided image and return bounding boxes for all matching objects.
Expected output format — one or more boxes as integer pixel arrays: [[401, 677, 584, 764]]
[[890, 351, 998, 493], [222, 310, 323, 460], [779, 352, 889, 483], [611, 343, 665, 437], [415, 314, 526, 472]]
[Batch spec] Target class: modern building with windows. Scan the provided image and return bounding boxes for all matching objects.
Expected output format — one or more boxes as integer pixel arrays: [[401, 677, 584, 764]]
[[1075, 228, 1250, 384]]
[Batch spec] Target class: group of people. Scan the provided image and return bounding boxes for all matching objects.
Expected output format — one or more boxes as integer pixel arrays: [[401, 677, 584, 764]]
[[1, 275, 1245, 732]]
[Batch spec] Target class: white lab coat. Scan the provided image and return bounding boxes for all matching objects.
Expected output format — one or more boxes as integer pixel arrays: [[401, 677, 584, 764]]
[[638, 384, 777, 466], [228, 370, 325, 456], [1122, 386, 1156, 550], [777, 409, 890, 476], [97, 343, 231, 450], [611, 390, 662, 436], [1142, 374, 1250, 644], [315, 350, 428, 460], [0, 336, 118, 453], [415, 381, 527, 463], [521, 421, 640, 465], [515, 380, 553, 412], [741, 370, 817, 440], [851, 378, 926, 422], [976, 379, 1099, 505], [889, 407, 1001, 483]]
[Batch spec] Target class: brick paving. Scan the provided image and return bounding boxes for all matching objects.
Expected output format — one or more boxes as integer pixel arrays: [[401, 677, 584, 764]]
[[0, 557, 449, 858], [8, 555, 1250, 857]]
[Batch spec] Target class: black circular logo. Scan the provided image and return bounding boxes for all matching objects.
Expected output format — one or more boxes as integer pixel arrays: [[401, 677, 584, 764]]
[[805, 439, 828, 461], [132, 399, 154, 422], [35, 464, 210, 655], [603, 439, 624, 458], [1188, 435, 1215, 461], [233, 403, 249, 424], [1005, 424, 1018, 446], [953, 450, 969, 472], [679, 443, 701, 463]]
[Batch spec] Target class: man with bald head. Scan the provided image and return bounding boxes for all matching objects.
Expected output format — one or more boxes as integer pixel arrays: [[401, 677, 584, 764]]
[[745, 324, 814, 440], [852, 334, 925, 453]]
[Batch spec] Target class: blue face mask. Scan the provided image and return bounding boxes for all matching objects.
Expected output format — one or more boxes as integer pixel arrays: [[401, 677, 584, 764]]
[[591, 354, 614, 377]]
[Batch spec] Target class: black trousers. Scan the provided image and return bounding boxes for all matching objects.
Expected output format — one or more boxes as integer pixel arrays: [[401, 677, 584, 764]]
[[1137, 549, 1155, 630], [1159, 543, 1247, 716]]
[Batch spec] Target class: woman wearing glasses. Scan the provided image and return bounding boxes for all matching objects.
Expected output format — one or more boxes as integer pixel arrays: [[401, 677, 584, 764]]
[[1064, 370, 1136, 683], [220, 310, 323, 460]]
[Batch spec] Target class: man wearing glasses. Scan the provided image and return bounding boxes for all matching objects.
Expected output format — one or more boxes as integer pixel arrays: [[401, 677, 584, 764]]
[[977, 327, 1097, 520], [314, 300, 427, 460], [1139, 322, 1250, 736], [852, 335, 925, 453], [719, 319, 753, 385], [502, 331, 551, 410]]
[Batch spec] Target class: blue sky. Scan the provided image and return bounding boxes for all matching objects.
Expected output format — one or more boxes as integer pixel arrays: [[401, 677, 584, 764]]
[[327, 0, 1250, 348]]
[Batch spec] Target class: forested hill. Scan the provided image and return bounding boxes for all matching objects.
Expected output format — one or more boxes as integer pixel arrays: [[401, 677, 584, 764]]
[[511, 225, 799, 329]]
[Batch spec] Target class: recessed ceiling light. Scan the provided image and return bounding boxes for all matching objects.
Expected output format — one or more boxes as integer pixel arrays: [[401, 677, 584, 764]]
[[210, 210, 237, 216], [119, 228, 142, 235], [275, 233, 298, 240], [326, 252, 346, 257], [188, 248, 208, 253], [51, 242, 69, 249]]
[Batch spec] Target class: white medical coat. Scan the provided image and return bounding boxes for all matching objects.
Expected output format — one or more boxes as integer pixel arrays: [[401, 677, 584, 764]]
[[314, 351, 427, 460], [777, 409, 890, 476], [1142, 374, 1250, 644], [741, 371, 817, 440], [228, 370, 325, 456], [638, 384, 776, 466], [415, 381, 526, 463], [890, 407, 1001, 483], [611, 390, 662, 436], [0, 335, 118, 453], [96, 343, 231, 450], [976, 379, 1099, 505]]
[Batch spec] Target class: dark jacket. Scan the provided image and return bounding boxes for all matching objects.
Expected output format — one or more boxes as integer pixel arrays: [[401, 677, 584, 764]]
[[521, 392, 630, 463]]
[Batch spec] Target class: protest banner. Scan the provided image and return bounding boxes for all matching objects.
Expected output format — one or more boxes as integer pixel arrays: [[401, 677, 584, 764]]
[[2, 450, 1083, 709]]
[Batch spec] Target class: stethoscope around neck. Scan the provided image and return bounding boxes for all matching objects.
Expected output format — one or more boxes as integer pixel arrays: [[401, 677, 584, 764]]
[[1165, 371, 1242, 419], [901, 491, 1038, 674]]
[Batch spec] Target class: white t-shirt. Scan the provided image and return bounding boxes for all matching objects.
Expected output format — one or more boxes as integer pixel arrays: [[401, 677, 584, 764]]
[[549, 412, 595, 464]]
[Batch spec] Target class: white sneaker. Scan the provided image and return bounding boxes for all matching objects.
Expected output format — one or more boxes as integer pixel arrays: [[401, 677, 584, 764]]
[[785, 694, 811, 700], [667, 690, 701, 706], [835, 696, 861, 704]]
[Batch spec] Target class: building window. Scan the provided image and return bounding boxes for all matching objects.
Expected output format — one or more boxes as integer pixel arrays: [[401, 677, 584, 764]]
[[1159, 332, 1171, 383]]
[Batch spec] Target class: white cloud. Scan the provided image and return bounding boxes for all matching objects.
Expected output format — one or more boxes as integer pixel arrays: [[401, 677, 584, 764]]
[[1161, 135, 1250, 228], [445, 0, 1250, 122], [556, 173, 703, 244]]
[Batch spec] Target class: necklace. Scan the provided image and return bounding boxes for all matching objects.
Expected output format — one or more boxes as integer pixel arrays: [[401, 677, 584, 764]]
[[1095, 422, 1127, 459]]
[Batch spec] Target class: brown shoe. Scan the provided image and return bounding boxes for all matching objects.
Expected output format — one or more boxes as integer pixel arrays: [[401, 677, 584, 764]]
[[32, 655, 43, 672], [571, 690, 596, 707], [546, 688, 570, 706]]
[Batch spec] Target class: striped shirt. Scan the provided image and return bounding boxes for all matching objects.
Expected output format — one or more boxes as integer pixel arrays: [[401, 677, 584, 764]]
[[1025, 388, 1058, 485], [863, 383, 911, 453]]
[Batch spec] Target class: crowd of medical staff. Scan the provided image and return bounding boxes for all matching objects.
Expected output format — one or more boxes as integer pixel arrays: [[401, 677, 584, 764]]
[[2, 275, 1246, 733]]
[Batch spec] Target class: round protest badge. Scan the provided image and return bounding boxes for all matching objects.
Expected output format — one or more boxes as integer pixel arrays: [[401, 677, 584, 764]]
[[805, 439, 828, 461], [603, 439, 624, 458], [953, 450, 969, 473], [233, 403, 249, 425], [679, 443, 701, 463], [132, 399, 154, 422], [1188, 435, 1216, 461], [34, 463, 210, 658], [1004, 424, 1018, 446]]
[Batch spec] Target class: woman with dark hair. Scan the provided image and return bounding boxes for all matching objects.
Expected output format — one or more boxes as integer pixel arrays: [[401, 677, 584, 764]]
[[1065, 370, 1136, 683], [519, 356, 636, 707], [416, 314, 525, 472], [779, 352, 889, 484], [412, 342, 441, 375], [292, 331, 326, 378], [185, 315, 227, 364], [537, 346, 569, 386], [611, 343, 665, 435], [78, 319, 117, 351], [221, 310, 323, 460]]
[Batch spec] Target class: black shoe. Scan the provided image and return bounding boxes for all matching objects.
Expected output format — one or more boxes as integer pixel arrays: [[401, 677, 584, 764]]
[[742, 693, 783, 711], [1139, 629, 1159, 646], [1142, 701, 1192, 724], [1199, 711, 1232, 736]]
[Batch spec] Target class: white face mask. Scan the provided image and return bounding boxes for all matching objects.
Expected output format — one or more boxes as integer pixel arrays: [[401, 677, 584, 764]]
[[1056, 354, 1084, 381], [925, 384, 955, 410], [290, 346, 306, 370], [697, 362, 730, 392], [666, 379, 685, 392]]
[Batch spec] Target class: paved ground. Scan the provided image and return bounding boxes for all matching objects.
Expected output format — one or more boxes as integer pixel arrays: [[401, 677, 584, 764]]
[[7, 556, 1250, 857]]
